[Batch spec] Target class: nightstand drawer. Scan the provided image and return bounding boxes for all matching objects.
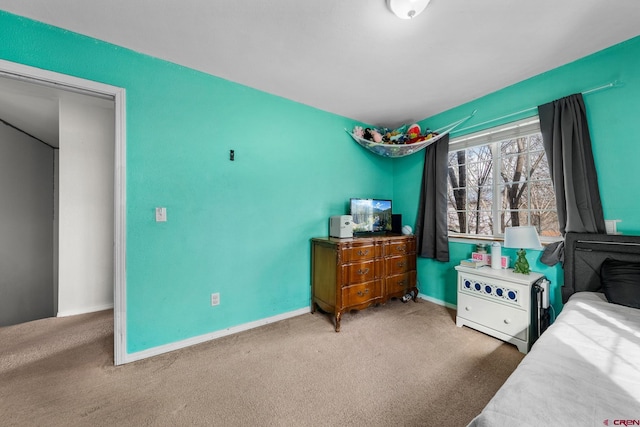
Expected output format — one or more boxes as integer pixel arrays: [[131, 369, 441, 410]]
[[457, 292, 527, 341], [458, 272, 529, 310]]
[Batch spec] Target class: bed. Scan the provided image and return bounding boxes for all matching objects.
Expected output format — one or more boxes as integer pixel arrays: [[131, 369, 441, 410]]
[[469, 232, 640, 426]]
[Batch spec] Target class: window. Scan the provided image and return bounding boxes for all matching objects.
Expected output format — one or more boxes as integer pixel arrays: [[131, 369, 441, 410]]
[[447, 117, 560, 240]]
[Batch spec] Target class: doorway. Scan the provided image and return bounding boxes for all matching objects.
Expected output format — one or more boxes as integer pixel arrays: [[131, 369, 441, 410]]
[[0, 59, 126, 365], [0, 119, 54, 325]]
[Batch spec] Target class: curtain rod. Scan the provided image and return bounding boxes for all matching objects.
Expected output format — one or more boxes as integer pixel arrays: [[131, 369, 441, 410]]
[[451, 80, 621, 135]]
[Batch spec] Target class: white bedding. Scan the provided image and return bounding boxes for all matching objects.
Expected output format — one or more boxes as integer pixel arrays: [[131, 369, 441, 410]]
[[469, 292, 640, 427]]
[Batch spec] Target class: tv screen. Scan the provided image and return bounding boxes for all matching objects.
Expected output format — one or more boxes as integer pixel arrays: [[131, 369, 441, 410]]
[[350, 198, 392, 233]]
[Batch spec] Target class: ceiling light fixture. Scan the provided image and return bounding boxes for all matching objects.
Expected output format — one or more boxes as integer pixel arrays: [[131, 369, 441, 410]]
[[386, 0, 431, 19]]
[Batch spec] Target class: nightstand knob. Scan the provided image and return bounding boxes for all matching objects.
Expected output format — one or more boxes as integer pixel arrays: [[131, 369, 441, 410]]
[[465, 306, 471, 311], [504, 319, 511, 324]]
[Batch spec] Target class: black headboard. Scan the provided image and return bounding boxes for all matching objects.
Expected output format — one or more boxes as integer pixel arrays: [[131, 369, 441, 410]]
[[563, 232, 640, 302]]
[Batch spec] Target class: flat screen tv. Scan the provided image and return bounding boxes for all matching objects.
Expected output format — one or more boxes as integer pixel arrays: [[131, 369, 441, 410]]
[[350, 198, 392, 234]]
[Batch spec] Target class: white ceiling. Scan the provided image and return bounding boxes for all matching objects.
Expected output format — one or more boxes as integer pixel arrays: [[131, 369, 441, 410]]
[[0, 0, 639, 142]]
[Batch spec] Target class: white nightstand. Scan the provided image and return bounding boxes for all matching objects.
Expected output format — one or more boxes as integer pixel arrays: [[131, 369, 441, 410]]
[[455, 265, 543, 354]]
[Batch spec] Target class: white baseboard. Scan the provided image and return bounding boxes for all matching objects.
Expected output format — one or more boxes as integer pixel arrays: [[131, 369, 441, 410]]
[[57, 303, 114, 317], [417, 293, 457, 310], [122, 306, 312, 365]]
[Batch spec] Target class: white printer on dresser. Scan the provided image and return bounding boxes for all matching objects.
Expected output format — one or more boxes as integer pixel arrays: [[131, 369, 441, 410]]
[[329, 215, 353, 238]]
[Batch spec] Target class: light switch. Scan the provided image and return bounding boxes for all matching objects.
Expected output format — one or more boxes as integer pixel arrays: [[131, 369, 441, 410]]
[[155, 207, 167, 222], [605, 219, 621, 235]]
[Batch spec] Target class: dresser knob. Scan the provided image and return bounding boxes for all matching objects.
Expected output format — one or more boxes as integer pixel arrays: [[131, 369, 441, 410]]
[[504, 319, 511, 324], [397, 261, 405, 268], [357, 249, 369, 256], [465, 306, 471, 311], [357, 289, 370, 297], [357, 268, 370, 275]]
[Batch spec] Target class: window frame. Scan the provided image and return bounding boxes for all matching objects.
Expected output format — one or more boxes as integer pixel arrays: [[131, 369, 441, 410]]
[[446, 116, 560, 243]]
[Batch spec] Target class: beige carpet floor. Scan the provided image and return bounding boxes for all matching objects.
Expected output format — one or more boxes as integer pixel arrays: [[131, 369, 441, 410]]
[[0, 299, 523, 426]]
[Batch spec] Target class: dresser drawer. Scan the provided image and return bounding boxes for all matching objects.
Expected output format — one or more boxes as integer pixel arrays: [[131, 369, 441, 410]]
[[340, 244, 382, 263], [386, 271, 416, 294], [342, 281, 382, 307], [385, 238, 415, 257], [385, 255, 416, 276], [457, 292, 528, 341], [340, 260, 382, 285]]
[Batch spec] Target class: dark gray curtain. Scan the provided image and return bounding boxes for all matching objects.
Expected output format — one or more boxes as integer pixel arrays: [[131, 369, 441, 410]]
[[538, 93, 606, 266], [416, 134, 450, 261]]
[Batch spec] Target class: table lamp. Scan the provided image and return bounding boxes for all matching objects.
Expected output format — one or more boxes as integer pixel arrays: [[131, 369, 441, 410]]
[[503, 226, 542, 274]]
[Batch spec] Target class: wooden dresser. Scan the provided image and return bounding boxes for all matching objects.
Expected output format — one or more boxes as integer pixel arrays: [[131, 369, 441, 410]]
[[311, 234, 417, 331]]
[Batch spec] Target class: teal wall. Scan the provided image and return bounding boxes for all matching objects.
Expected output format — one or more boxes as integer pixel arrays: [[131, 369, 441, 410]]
[[3, 9, 639, 353], [0, 12, 394, 353], [394, 36, 640, 316]]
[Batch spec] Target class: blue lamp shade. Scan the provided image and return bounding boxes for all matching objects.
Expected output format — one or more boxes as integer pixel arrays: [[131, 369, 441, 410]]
[[503, 226, 542, 250]]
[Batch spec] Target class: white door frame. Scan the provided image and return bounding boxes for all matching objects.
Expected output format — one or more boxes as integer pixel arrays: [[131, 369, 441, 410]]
[[0, 59, 128, 365]]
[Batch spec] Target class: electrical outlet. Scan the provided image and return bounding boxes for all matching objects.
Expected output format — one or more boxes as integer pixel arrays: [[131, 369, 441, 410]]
[[605, 219, 621, 235], [155, 207, 167, 222], [210, 293, 220, 307]]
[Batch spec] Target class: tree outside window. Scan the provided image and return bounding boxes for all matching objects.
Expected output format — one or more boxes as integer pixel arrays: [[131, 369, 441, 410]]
[[447, 119, 560, 239]]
